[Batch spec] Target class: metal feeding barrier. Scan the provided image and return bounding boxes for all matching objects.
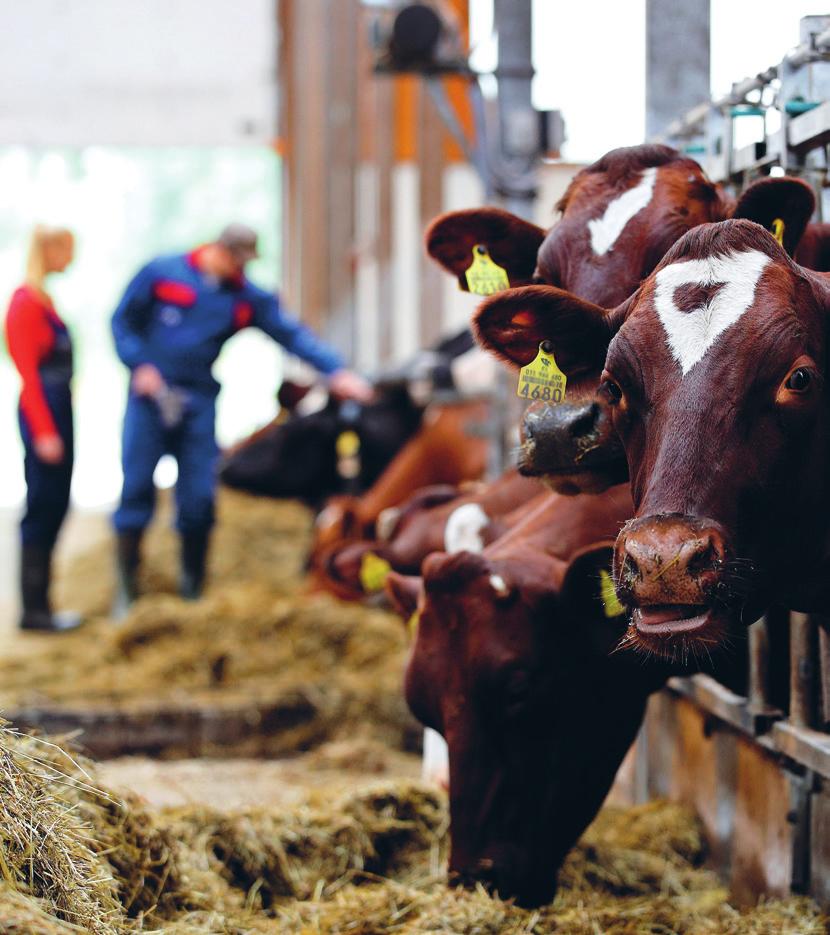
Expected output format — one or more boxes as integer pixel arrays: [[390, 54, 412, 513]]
[[660, 15, 830, 207], [636, 14, 830, 904]]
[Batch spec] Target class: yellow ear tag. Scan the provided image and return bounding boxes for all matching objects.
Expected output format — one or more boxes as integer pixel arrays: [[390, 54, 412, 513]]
[[599, 569, 625, 619], [360, 552, 392, 594], [407, 609, 421, 641], [465, 244, 510, 296], [770, 217, 785, 246], [517, 342, 567, 403], [336, 430, 360, 459]]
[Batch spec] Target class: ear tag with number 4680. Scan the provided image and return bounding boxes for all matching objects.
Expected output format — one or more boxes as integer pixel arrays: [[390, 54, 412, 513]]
[[465, 244, 510, 296], [517, 342, 567, 403]]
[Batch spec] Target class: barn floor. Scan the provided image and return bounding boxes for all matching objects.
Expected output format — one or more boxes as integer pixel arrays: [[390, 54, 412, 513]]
[[0, 490, 825, 933]]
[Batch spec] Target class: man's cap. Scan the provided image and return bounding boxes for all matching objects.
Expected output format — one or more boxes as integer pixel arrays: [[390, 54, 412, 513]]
[[218, 223, 259, 263]]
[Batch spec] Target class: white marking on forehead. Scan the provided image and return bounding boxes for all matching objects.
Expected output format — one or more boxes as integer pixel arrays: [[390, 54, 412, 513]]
[[444, 503, 489, 554], [588, 167, 658, 256], [654, 248, 770, 376]]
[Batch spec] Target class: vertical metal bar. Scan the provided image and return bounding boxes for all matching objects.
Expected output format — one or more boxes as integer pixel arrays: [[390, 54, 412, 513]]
[[646, 0, 710, 139], [790, 611, 817, 728]]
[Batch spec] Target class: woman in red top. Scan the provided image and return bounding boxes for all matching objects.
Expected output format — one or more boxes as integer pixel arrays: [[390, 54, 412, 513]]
[[5, 226, 82, 631]]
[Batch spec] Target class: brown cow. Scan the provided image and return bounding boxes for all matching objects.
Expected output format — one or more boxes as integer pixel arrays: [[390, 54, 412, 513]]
[[473, 217, 830, 662], [441, 171, 815, 494], [427, 144, 732, 494], [308, 398, 490, 576], [316, 470, 544, 600], [386, 485, 684, 907]]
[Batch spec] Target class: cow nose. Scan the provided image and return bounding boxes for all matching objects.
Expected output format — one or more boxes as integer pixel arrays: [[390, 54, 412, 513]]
[[615, 514, 728, 607], [567, 401, 600, 439], [521, 400, 598, 465]]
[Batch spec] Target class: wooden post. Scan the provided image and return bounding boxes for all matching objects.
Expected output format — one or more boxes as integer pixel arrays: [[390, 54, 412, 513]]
[[790, 612, 817, 728], [817, 615, 830, 730], [748, 615, 771, 711], [417, 80, 445, 348], [325, 0, 359, 361]]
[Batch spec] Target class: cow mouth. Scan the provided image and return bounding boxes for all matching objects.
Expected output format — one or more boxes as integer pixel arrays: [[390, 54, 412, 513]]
[[632, 604, 711, 635], [624, 601, 736, 665]]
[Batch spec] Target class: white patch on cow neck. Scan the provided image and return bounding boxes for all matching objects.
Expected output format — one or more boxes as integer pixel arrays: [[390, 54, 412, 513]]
[[444, 503, 489, 553], [654, 248, 770, 376], [588, 166, 658, 256], [422, 727, 449, 787]]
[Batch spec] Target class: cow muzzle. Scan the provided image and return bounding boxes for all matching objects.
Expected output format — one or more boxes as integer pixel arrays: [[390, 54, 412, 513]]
[[614, 514, 736, 655], [520, 398, 626, 495]]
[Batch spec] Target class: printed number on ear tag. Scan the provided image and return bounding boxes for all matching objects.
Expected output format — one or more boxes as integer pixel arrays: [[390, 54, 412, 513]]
[[360, 552, 392, 594], [517, 342, 567, 403], [465, 244, 510, 295], [599, 569, 625, 618], [770, 218, 785, 246]]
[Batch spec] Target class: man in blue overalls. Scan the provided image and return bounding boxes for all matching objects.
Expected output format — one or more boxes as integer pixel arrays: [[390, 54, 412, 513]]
[[111, 223, 372, 612]]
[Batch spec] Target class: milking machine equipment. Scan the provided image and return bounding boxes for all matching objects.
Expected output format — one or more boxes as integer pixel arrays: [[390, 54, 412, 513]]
[[660, 15, 830, 214], [361, 0, 564, 476]]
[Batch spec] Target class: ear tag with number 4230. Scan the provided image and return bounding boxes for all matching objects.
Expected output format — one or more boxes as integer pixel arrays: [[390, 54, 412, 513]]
[[465, 244, 510, 296], [599, 569, 625, 618], [517, 342, 567, 403]]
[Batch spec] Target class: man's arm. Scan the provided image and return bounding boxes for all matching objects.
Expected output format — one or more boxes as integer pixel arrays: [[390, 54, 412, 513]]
[[111, 263, 159, 369], [248, 289, 344, 375]]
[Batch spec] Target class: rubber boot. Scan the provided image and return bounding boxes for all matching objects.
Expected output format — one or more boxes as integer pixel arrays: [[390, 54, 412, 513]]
[[180, 530, 209, 600], [20, 543, 82, 633], [113, 530, 142, 621]]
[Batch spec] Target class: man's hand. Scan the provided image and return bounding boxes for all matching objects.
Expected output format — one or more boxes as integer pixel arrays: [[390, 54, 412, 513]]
[[328, 369, 374, 403], [132, 364, 165, 397], [34, 434, 65, 464]]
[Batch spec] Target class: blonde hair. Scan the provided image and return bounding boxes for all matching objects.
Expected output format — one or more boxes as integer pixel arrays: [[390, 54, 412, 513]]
[[25, 225, 74, 291]]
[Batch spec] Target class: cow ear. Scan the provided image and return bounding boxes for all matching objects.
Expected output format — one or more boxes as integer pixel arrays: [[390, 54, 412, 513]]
[[733, 176, 815, 257], [473, 284, 620, 370], [385, 572, 422, 621], [425, 208, 546, 290], [558, 542, 628, 651]]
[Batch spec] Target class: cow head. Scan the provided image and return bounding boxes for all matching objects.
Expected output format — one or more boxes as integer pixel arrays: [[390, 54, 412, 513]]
[[478, 215, 830, 660], [428, 145, 730, 494], [388, 543, 666, 907], [473, 175, 814, 495]]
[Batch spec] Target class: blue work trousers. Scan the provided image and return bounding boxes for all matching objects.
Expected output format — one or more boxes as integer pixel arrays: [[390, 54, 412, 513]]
[[113, 392, 219, 535]]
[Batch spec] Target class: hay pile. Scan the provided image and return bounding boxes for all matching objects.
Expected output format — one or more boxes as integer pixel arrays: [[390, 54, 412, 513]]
[[0, 491, 416, 752], [0, 724, 822, 935]]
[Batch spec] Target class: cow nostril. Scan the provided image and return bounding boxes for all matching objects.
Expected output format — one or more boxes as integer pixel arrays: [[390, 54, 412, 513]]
[[568, 403, 598, 439], [687, 537, 723, 577]]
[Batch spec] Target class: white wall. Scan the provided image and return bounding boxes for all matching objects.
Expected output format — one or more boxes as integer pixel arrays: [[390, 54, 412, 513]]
[[0, 0, 278, 145]]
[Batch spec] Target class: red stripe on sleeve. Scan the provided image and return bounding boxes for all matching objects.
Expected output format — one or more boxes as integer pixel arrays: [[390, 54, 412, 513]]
[[5, 287, 59, 440]]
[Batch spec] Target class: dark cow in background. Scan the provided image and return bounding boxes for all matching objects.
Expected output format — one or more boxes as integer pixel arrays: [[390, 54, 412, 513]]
[[385, 484, 693, 907], [220, 328, 475, 505], [472, 214, 830, 665]]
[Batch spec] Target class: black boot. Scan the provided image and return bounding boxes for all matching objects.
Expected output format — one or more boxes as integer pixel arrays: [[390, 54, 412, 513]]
[[113, 530, 142, 620], [180, 531, 209, 600], [20, 544, 82, 633]]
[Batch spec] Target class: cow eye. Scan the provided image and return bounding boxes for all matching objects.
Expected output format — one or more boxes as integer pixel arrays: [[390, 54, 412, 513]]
[[786, 368, 812, 393], [601, 378, 623, 403]]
